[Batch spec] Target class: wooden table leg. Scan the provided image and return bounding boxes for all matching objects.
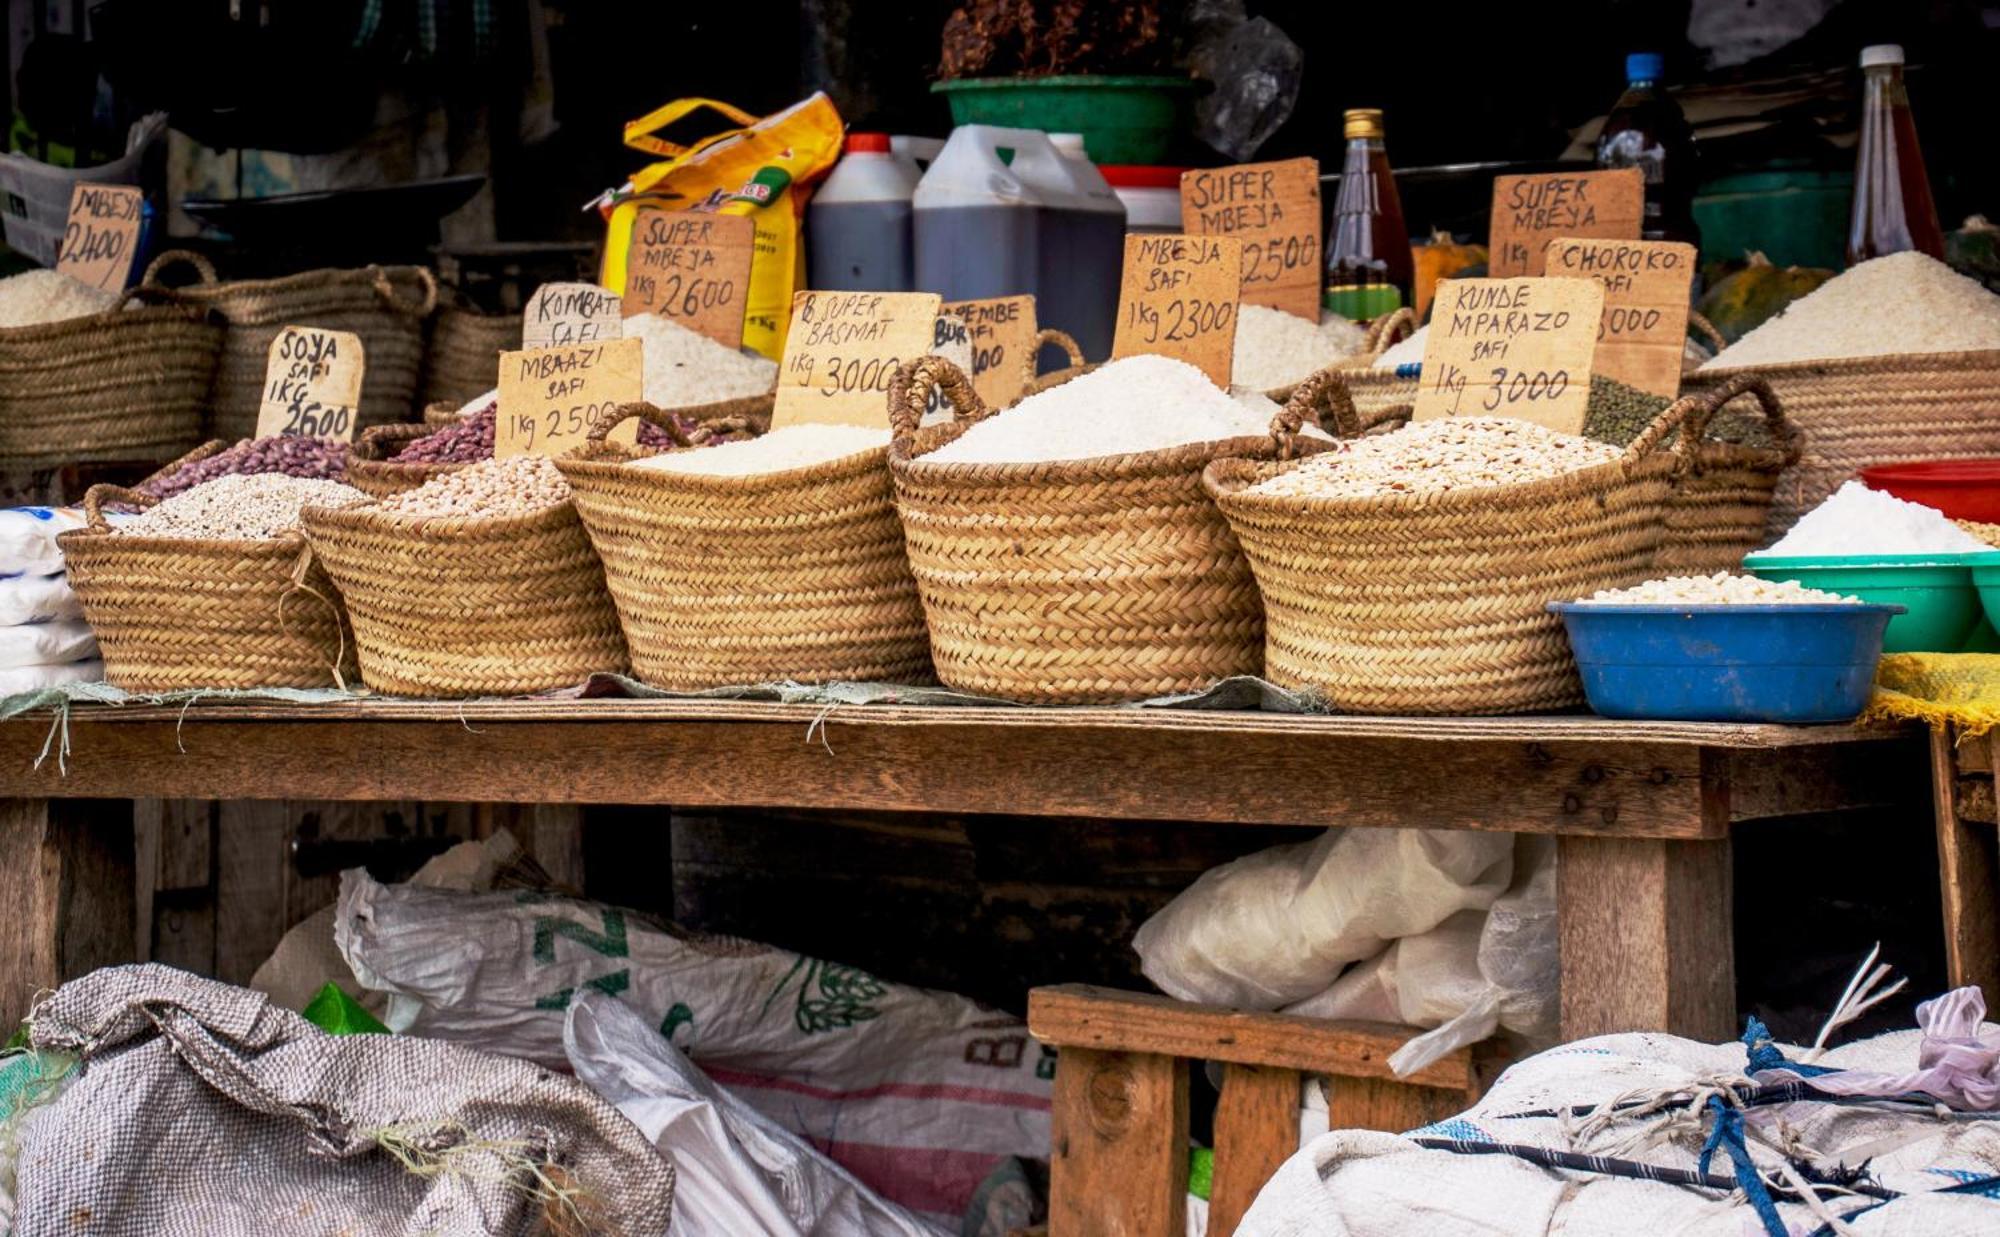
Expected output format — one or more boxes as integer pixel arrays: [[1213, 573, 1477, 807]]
[[1934, 728, 2000, 1005], [1209, 1063, 1299, 1237], [1558, 833, 1734, 1041], [1048, 1046, 1187, 1237], [0, 799, 135, 1031]]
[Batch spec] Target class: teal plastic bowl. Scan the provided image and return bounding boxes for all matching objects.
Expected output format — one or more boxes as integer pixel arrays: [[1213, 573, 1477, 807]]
[[1743, 553, 1981, 653], [1964, 552, 2000, 641], [931, 76, 1196, 164]]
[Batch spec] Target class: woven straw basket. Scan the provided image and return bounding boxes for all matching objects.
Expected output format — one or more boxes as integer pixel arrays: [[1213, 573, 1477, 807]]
[[60, 484, 354, 692], [300, 486, 628, 697], [888, 356, 1332, 705], [556, 403, 931, 690], [1204, 401, 1695, 715], [424, 399, 467, 428], [421, 299, 519, 409], [1686, 350, 2000, 533], [1654, 373, 1797, 574], [346, 421, 467, 499], [141, 250, 437, 441], [0, 290, 221, 467]]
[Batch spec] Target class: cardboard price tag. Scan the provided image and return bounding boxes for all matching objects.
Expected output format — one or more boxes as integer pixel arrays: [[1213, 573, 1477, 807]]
[[1413, 277, 1604, 433], [255, 327, 365, 442], [1544, 238, 1696, 399], [1110, 234, 1244, 388], [942, 295, 1038, 409], [522, 282, 622, 350], [1180, 157, 1320, 320], [496, 337, 644, 458], [773, 291, 943, 429], [624, 210, 756, 349], [54, 183, 143, 292], [1487, 169, 1643, 277]]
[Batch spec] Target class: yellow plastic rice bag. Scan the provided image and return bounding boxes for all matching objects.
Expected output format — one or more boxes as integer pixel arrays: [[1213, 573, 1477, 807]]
[[598, 94, 843, 361]]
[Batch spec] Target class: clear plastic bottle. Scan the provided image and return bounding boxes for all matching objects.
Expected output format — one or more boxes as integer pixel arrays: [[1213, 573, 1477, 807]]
[[1324, 109, 1412, 323], [1847, 44, 1944, 267], [1595, 52, 1701, 247]]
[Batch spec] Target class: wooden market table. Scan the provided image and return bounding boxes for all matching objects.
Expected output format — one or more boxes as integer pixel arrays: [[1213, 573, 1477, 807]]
[[0, 697, 1927, 1041]]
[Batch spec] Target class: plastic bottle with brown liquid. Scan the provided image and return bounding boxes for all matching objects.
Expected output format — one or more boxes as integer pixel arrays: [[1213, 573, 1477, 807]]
[[1847, 44, 1945, 267], [1323, 109, 1413, 323]]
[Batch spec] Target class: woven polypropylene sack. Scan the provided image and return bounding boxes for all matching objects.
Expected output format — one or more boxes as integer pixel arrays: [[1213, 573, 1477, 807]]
[[12, 964, 674, 1237], [557, 404, 931, 690], [1204, 403, 1691, 715]]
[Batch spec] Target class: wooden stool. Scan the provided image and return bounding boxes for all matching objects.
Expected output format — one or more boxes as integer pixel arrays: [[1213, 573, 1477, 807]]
[[1028, 984, 1504, 1237]]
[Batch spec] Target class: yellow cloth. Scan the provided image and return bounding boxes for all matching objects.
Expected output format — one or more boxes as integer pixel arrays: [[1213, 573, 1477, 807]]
[[1863, 653, 2000, 735]]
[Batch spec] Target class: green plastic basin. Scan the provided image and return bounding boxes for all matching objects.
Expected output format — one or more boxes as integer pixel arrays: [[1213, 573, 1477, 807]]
[[931, 75, 1195, 165], [1963, 552, 2000, 642], [1743, 553, 1981, 653]]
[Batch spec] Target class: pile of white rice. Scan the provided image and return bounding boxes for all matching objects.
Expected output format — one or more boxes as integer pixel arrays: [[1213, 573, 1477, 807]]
[[1231, 306, 1367, 391], [1703, 252, 2000, 370]]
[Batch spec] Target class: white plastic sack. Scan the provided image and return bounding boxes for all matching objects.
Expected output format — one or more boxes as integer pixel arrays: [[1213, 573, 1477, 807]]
[[1239, 1014, 2000, 1235], [0, 659, 101, 695], [0, 573, 79, 626], [565, 993, 950, 1237], [336, 873, 1051, 1224], [1284, 835, 1558, 1076], [0, 508, 86, 577], [1133, 827, 1514, 1008], [0, 619, 96, 669]]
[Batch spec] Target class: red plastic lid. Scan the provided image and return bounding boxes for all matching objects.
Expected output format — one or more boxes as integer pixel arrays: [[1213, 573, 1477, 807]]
[[845, 132, 892, 154], [1099, 165, 1187, 189]]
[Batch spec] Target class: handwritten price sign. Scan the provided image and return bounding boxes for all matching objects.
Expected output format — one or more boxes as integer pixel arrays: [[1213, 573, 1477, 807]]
[[255, 327, 365, 442], [1543, 238, 1695, 399], [1181, 158, 1320, 320], [942, 295, 1038, 408], [772, 290, 942, 429], [624, 210, 756, 349], [54, 183, 143, 292], [522, 282, 622, 350], [1111, 234, 1243, 388], [495, 337, 644, 458], [1412, 277, 1603, 433]]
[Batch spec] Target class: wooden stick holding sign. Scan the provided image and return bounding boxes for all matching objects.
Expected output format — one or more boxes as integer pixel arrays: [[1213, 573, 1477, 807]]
[[624, 210, 756, 350], [1487, 169, 1643, 277], [523, 282, 622, 350], [942, 295, 1038, 409], [1111, 234, 1244, 388], [1413, 277, 1604, 433], [255, 327, 365, 443], [55, 183, 143, 292], [1543, 238, 1696, 399], [773, 290, 942, 429], [496, 337, 644, 458], [1180, 158, 1321, 321]]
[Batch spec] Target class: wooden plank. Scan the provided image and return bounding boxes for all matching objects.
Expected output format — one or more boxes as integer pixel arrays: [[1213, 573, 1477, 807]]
[[1935, 729, 2000, 1003], [1028, 985, 1474, 1092], [131, 800, 159, 961], [6, 696, 1903, 749], [153, 799, 212, 890], [1721, 737, 1928, 823], [215, 801, 293, 985], [1209, 1064, 1301, 1237], [1326, 1075, 1468, 1135], [0, 717, 1735, 838], [1048, 1047, 1187, 1237], [0, 799, 135, 1030], [1557, 834, 1735, 1040]]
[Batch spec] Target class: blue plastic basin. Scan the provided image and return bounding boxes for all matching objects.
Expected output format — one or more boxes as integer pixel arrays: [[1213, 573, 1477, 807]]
[[1548, 603, 1904, 723]]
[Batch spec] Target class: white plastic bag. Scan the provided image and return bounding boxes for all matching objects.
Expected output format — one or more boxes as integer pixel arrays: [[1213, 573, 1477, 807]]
[[0, 573, 80, 626], [564, 993, 950, 1237], [0, 618, 96, 668], [335, 873, 1051, 1224], [0, 507, 86, 577], [1284, 836, 1558, 1076], [0, 658, 101, 695], [1133, 827, 1515, 1008]]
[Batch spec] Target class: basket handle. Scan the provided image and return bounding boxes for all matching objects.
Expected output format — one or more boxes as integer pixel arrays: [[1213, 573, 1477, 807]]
[[1621, 391, 1709, 472], [1680, 372, 1799, 469], [141, 249, 219, 288], [888, 356, 986, 443], [687, 414, 755, 445], [353, 421, 431, 462], [586, 400, 695, 447], [144, 439, 230, 488], [83, 483, 156, 530], [1686, 310, 1728, 355], [1363, 306, 1417, 359], [371, 266, 440, 319], [1269, 365, 1362, 451]]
